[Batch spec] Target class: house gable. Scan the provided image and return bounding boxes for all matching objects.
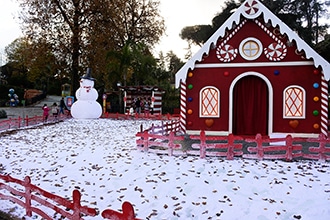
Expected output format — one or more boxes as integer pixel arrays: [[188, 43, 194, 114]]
[[199, 18, 310, 64], [175, 0, 330, 88]]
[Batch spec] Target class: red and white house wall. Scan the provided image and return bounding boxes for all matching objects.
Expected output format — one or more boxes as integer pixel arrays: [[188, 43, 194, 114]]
[[176, 0, 330, 138]]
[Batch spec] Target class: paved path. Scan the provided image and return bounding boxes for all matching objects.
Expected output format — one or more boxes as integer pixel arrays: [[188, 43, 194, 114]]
[[0, 95, 62, 119]]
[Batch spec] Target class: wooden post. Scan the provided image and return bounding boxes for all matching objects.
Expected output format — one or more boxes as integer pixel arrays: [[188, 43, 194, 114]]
[[24, 176, 32, 217], [285, 135, 293, 161], [255, 134, 264, 160], [200, 130, 207, 159], [168, 132, 175, 156], [227, 134, 235, 160], [18, 116, 21, 129]]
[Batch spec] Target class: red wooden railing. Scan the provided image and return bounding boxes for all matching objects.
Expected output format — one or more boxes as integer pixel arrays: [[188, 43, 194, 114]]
[[140, 120, 181, 136], [136, 128, 330, 161], [305, 133, 330, 161], [0, 112, 178, 133], [0, 174, 97, 219], [101, 112, 179, 121], [0, 174, 140, 220], [0, 114, 69, 132], [136, 130, 184, 156], [189, 131, 243, 159], [244, 134, 304, 161]]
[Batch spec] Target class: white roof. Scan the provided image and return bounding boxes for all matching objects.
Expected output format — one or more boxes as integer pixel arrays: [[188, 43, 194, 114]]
[[175, 0, 330, 88]]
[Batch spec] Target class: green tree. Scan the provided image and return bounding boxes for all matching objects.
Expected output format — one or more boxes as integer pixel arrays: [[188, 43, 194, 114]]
[[295, 0, 329, 45], [166, 51, 185, 84], [5, 37, 64, 92], [106, 41, 159, 88], [4, 38, 30, 87], [17, 0, 165, 92], [106, 41, 136, 88]]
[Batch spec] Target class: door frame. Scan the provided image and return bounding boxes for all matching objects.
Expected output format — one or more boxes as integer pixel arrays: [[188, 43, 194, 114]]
[[228, 71, 273, 135]]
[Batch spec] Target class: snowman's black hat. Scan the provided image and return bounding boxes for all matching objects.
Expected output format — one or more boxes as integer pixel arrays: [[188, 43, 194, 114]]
[[81, 68, 95, 81]]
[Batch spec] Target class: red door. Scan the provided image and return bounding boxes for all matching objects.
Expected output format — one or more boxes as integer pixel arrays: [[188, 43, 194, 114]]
[[233, 75, 268, 135]]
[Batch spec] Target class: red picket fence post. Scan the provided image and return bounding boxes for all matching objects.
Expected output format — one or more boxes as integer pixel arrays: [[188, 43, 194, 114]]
[[285, 135, 294, 161], [8, 118, 12, 129], [189, 132, 243, 159], [245, 134, 265, 160], [0, 174, 97, 220], [24, 176, 32, 216], [244, 134, 303, 161], [167, 131, 184, 156], [306, 133, 330, 161], [226, 134, 243, 160], [102, 201, 141, 220], [136, 130, 150, 151], [190, 130, 208, 158], [17, 116, 21, 129], [24, 115, 29, 127], [136, 129, 183, 155]]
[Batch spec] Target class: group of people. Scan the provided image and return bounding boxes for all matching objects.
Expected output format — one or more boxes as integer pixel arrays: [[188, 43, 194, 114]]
[[129, 97, 152, 116], [42, 97, 67, 122]]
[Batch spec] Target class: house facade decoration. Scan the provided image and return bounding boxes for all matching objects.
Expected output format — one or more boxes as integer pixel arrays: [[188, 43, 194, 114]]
[[176, 0, 330, 138], [119, 86, 163, 115]]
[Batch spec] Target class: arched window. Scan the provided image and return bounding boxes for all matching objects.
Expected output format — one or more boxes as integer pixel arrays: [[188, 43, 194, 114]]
[[283, 86, 305, 118], [200, 86, 220, 117]]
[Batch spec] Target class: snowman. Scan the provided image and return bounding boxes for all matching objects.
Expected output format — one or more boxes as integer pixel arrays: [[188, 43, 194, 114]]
[[71, 68, 102, 119]]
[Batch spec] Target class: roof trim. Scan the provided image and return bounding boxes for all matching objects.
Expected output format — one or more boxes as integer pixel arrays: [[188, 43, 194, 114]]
[[175, 0, 330, 88]]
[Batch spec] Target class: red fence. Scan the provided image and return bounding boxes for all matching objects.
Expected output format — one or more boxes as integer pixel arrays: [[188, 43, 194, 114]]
[[136, 120, 183, 156], [189, 131, 243, 160], [136, 129, 330, 162], [0, 114, 69, 132], [244, 134, 304, 161], [102, 112, 179, 121], [0, 112, 179, 133], [0, 174, 96, 219], [0, 174, 140, 220], [140, 120, 181, 136]]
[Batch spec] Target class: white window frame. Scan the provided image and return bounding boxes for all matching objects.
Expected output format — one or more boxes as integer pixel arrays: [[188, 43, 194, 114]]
[[199, 86, 220, 118], [283, 85, 306, 119], [239, 37, 263, 61]]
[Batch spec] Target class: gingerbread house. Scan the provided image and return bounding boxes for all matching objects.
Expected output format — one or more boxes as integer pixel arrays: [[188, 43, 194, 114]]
[[176, 0, 330, 138]]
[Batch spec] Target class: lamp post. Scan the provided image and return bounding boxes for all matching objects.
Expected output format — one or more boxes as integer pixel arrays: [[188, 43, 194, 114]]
[[117, 82, 123, 113]]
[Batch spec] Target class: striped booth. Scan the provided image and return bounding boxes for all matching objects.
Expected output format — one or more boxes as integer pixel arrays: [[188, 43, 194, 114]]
[[119, 86, 164, 115]]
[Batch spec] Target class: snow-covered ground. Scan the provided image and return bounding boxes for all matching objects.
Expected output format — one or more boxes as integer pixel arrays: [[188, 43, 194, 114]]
[[0, 119, 329, 220]]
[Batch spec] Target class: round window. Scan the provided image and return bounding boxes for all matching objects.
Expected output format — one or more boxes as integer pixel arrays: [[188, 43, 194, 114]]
[[239, 37, 263, 60]]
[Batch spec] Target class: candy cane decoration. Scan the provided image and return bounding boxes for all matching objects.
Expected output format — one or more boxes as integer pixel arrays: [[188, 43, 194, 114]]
[[320, 75, 328, 136], [180, 81, 187, 132]]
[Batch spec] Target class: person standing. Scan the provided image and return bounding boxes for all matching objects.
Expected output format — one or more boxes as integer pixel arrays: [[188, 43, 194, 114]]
[[144, 100, 150, 117], [51, 103, 59, 121], [42, 104, 50, 122], [59, 97, 66, 114], [135, 98, 141, 114]]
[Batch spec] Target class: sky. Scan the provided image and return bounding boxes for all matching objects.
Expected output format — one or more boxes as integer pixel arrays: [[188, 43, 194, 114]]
[[154, 0, 223, 60], [0, 118, 329, 219], [0, 0, 22, 64], [0, 0, 223, 64]]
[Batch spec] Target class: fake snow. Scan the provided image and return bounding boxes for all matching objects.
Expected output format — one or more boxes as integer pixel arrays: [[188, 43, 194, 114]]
[[0, 119, 329, 219]]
